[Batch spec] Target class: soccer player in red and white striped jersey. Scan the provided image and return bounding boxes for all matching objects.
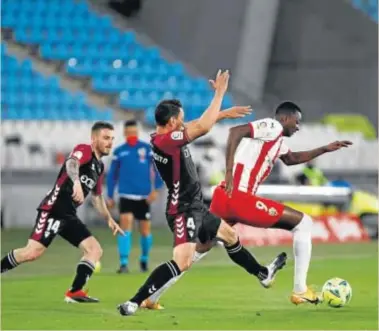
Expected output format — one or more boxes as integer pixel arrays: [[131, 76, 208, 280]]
[[210, 101, 352, 304]]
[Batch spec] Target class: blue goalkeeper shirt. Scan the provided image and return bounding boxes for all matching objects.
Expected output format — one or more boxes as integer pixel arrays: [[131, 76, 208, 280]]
[[107, 140, 163, 200]]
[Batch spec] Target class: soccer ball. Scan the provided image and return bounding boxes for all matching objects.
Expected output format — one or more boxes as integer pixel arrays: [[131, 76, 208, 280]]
[[322, 277, 352, 308], [94, 261, 101, 274]]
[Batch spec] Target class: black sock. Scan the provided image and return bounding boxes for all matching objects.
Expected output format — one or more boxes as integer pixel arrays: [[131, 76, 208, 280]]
[[70, 260, 95, 292], [225, 240, 268, 279], [1, 250, 19, 273], [130, 260, 181, 305]]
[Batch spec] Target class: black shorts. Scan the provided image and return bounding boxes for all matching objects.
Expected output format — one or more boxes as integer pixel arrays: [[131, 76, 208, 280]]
[[167, 207, 221, 247], [119, 198, 151, 221], [30, 210, 92, 248]]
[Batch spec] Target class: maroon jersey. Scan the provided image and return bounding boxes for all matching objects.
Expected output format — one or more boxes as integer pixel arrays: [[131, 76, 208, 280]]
[[38, 144, 104, 216], [150, 129, 203, 215]]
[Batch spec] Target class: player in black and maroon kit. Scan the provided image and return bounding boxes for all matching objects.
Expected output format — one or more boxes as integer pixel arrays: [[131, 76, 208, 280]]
[[1, 122, 124, 303], [118, 70, 286, 316]]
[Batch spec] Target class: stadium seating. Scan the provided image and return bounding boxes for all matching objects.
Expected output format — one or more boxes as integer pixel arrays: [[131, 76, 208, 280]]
[[351, 0, 378, 23], [1, 0, 239, 124], [1, 121, 378, 171], [1, 43, 113, 121]]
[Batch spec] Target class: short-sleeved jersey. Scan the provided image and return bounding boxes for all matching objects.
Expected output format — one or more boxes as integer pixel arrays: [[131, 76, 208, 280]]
[[233, 118, 290, 194], [38, 144, 104, 217], [150, 129, 203, 215]]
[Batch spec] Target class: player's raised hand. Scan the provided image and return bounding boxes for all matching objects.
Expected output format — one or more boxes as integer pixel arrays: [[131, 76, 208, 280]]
[[72, 180, 84, 204], [225, 170, 234, 197], [108, 217, 125, 236], [223, 106, 253, 119], [325, 141, 353, 152], [209, 69, 230, 94]]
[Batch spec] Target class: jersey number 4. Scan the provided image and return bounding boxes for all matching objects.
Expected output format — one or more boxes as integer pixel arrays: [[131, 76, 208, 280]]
[[186, 217, 196, 230]]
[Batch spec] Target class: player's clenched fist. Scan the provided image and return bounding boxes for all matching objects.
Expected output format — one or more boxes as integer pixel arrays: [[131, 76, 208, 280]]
[[209, 69, 230, 94], [72, 179, 84, 204]]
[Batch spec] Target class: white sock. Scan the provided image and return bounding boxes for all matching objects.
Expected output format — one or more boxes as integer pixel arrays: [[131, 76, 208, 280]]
[[292, 214, 313, 293], [148, 251, 209, 303]]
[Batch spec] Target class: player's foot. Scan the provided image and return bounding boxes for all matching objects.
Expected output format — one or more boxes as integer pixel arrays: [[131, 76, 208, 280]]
[[117, 265, 129, 274], [117, 301, 139, 316], [140, 298, 165, 310], [64, 289, 99, 303], [260, 252, 287, 288], [140, 261, 148, 273], [290, 287, 320, 305]]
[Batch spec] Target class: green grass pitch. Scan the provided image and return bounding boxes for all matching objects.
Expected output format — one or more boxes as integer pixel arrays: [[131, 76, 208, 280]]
[[1, 228, 378, 330]]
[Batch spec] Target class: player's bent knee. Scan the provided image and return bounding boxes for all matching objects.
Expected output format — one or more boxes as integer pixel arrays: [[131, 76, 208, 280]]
[[80, 237, 103, 260], [216, 221, 238, 246]]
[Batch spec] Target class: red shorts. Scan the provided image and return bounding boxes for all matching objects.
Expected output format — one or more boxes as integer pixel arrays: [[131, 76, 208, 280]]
[[210, 185, 285, 228]]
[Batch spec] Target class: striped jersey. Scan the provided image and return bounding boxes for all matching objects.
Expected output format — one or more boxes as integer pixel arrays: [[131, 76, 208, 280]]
[[233, 118, 290, 194]]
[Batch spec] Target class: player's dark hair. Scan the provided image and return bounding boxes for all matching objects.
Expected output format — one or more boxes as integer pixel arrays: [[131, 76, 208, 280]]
[[155, 99, 182, 126], [124, 119, 137, 127], [91, 121, 114, 132], [275, 101, 302, 116]]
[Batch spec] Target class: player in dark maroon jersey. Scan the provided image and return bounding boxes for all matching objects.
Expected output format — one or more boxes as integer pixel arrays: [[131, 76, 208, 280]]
[[1, 121, 124, 303], [118, 70, 286, 316]]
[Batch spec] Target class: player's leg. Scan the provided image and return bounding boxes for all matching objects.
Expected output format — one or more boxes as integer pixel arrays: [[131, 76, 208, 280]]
[[142, 240, 213, 309], [117, 198, 134, 273], [137, 200, 153, 272], [271, 207, 318, 304], [59, 216, 101, 303], [1, 240, 46, 272], [118, 213, 200, 316], [211, 188, 288, 286], [227, 192, 317, 304], [1, 211, 57, 272], [214, 218, 271, 279]]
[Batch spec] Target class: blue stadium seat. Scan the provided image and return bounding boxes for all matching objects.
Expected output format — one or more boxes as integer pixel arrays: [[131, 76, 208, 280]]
[[1, 44, 113, 121], [351, 0, 378, 22], [1, 0, 240, 124]]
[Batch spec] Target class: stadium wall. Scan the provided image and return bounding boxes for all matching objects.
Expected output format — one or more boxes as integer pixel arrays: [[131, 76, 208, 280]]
[[266, 0, 378, 128], [120, 0, 377, 127], [123, 0, 247, 77]]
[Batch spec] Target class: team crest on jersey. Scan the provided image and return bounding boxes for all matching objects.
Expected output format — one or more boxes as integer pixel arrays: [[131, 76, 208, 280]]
[[138, 148, 146, 163], [171, 131, 183, 140], [268, 207, 278, 216], [72, 151, 83, 160], [258, 121, 267, 129]]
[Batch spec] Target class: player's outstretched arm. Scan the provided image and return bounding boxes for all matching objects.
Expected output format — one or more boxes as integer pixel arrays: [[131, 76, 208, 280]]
[[224, 124, 252, 195], [91, 194, 125, 236], [280, 140, 353, 166], [187, 106, 253, 126], [185, 70, 229, 141]]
